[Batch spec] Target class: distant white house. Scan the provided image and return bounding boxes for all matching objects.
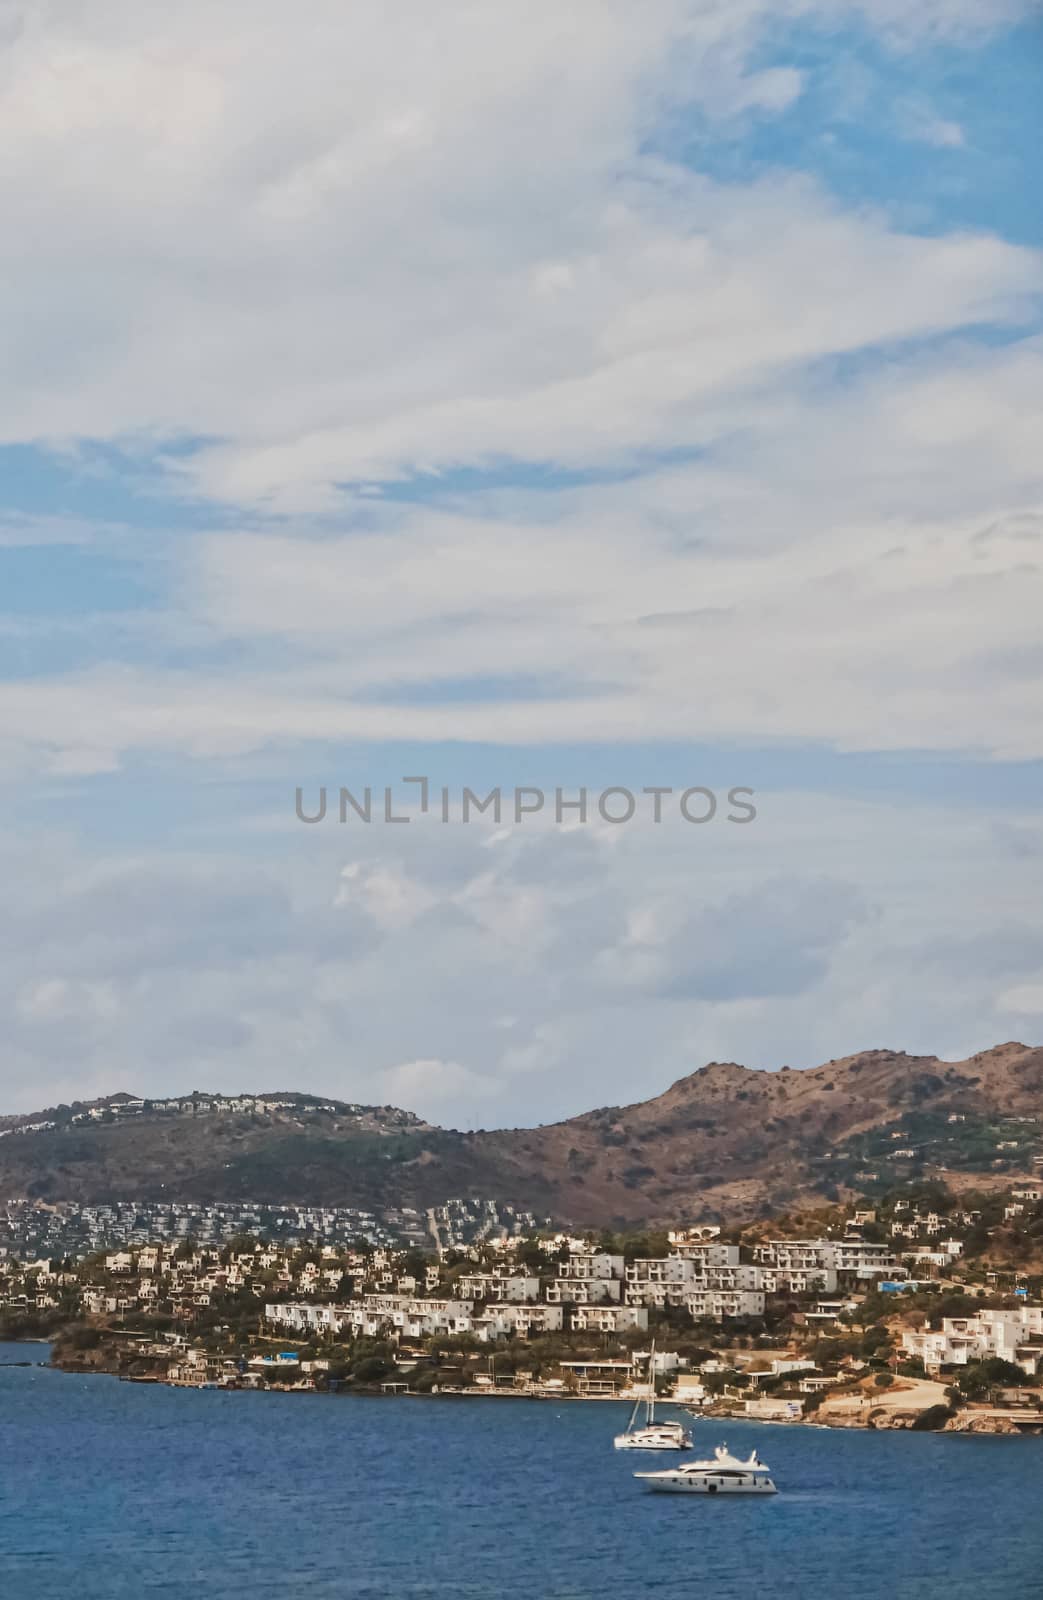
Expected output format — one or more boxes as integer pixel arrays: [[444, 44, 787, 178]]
[[569, 1304, 647, 1334], [902, 1307, 1043, 1377]]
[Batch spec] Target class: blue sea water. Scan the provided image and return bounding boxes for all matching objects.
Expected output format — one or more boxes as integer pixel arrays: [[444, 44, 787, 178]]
[[1, 1343, 1041, 1599]]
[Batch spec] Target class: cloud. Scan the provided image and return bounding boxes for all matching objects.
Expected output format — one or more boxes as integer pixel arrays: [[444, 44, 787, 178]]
[[894, 97, 968, 149], [1, 2, 1040, 1129], [913, 116, 966, 149], [0, 792, 1039, 1123], [0, 2, 1035, 507], [379, 1058, 499, 1121], [4, 330, 1043, 767], [997, 982, 1043, 1016], [603, 876, 869, 1001], [0, 2, 1039, 773], [335, 861, 437, 931], [170, 195, 1037, 509]]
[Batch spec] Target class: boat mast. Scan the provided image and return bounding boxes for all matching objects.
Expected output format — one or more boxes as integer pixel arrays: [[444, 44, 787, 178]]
[[647, 1340, 655, 1426]]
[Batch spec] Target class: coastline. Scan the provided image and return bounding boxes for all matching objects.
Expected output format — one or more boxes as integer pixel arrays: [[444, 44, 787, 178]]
[[34, 1349, 1043, 1435]]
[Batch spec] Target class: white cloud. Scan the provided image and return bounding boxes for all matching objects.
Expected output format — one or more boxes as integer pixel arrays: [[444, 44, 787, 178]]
[[3, 329, 1042, 766], [17, 977, 121, 1024], [1, 1, 1040, 1126], [0, 2, 1038, 772], [997, 983, 1043, 1016], [0, 1, 1035, 509], [594, 876, 868, 1000], [0, 793, 1039, 1122], [915, 116, 966, 149], [379, 1058, 498, 1121], [335, 861, 437, 931], [892, 95, 968, 149]]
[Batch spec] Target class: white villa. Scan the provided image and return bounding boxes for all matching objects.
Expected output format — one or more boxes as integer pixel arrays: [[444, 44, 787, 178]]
[[901, 1307, 1043, 1377]]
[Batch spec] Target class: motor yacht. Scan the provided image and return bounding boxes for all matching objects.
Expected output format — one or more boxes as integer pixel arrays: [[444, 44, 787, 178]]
[[634, 1443, 777, 1493]]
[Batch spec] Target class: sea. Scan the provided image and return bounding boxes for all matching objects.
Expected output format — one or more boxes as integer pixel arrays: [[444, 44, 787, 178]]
[[1, 1341, 1040, 1599]]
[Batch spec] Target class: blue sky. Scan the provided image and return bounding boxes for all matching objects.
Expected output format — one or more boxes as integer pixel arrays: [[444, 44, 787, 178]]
[[1, 0, 1041, 1123], [666, 16, 1043, 243]]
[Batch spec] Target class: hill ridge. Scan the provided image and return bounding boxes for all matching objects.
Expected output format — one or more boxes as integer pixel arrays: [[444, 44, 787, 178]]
[[1, 1040, 1040, 1224]]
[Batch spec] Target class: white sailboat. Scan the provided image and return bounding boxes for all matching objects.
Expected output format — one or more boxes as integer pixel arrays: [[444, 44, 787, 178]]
[[634, 1443, 777, 1494], [613, 1344, 692, 1451]]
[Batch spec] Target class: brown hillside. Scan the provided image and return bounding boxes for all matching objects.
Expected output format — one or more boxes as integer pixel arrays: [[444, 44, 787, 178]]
[[465, 1041, 1043, 1223], [2, 1043, 1041, 1225]]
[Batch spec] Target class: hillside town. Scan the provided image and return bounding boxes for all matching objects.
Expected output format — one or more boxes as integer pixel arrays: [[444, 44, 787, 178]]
[[0, 1195, 542, 1259], [0, 1199, 418, 1257], [0, 1091, 426, 1132], [3, 1182, 1043, 1433]]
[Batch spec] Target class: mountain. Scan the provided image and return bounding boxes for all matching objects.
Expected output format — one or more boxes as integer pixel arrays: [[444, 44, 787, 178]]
[[2, 1043, 1042, 1225], [468, 1041, 1043, 1222]]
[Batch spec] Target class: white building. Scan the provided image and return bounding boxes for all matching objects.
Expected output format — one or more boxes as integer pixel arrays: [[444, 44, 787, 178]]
[[558, 1249, 625, 1281], [475, 1304, 564, 1341], [456, 1273, 539, 1303], [624, 1257, 696, 1306], [266, 1295, 478, 1341], [758, 1265, 837, 1294], [754, 1239, 897, 1283], [901, 1307, 1043, 1377], [569, 1304, 648, 1335], [544, 1276, 621, 1304], [686, 1288, 765, 1320], [625, 1253, 765, 1305], [667, 1241, 740, 1268]]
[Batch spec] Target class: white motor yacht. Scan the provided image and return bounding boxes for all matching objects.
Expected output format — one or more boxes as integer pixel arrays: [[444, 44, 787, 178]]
[[634, 1443, 777, 1494]]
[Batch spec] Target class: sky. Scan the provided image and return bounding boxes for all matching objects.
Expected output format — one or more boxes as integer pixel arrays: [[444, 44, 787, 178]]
[[1, 0, 1042, 1126]]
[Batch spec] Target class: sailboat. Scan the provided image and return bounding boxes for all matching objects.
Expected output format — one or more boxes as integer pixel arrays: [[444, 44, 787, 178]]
[[613, 1343, 692, 1450]]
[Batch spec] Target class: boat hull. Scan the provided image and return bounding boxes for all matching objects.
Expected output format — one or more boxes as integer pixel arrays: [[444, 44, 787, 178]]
[[614, 1433, 691, 1451], [636, 1475, 777, 1494]]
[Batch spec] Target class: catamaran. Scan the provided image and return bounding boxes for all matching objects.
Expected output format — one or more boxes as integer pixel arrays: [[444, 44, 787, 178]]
[[634, 1443, 777, 1494], [613, 1344, 692, 1451]]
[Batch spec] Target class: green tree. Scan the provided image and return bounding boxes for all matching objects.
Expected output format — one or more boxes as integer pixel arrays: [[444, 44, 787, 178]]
[[956, 1358, 1027, 1398], [911, 1403, 953, 1431], [353, 1354, 394, 1384]]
